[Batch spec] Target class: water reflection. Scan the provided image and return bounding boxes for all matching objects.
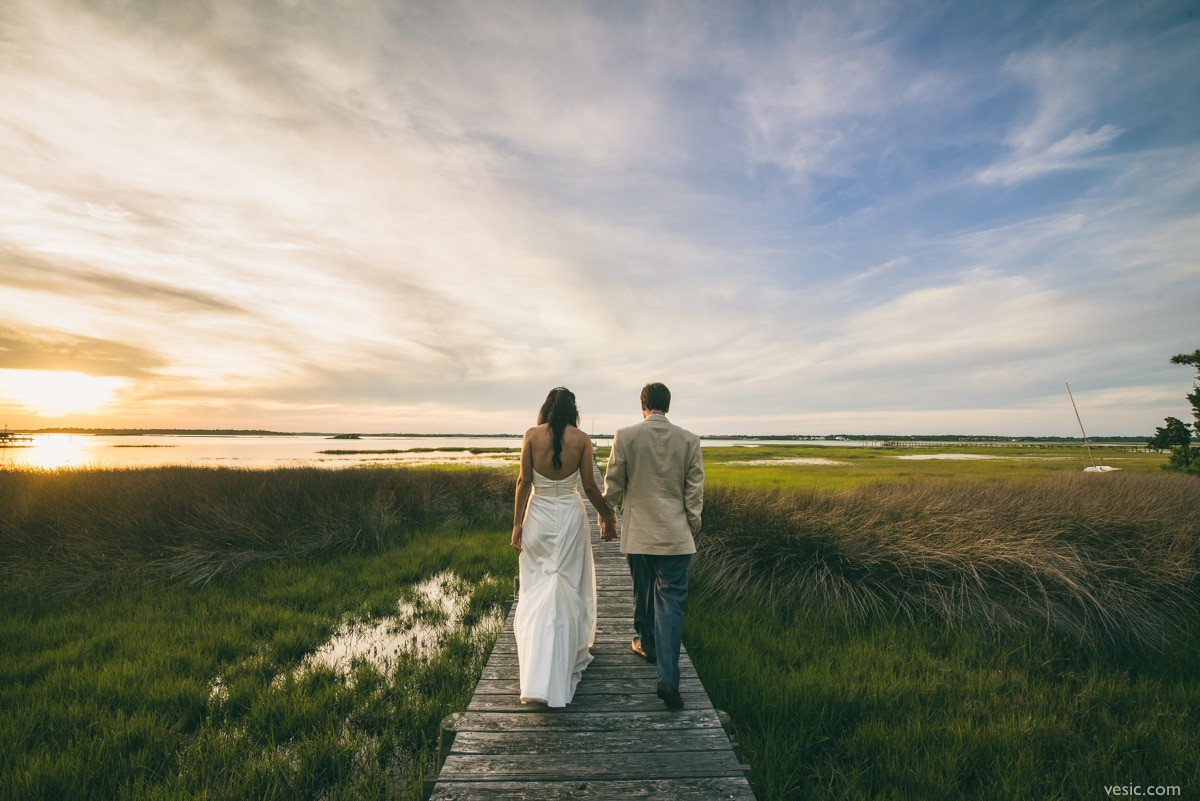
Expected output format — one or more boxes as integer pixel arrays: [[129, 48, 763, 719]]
[[299, 571, 501, 680], [207, 572, 503, 703], [0, 434, 526, 470], [0, 434, 94, 470]]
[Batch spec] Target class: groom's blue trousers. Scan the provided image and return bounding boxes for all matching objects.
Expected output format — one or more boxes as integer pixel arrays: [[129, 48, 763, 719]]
[[626, 553, 691, 689]]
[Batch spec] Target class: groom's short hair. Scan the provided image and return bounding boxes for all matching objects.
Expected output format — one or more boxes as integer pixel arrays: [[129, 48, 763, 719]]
[[641, 382, 671, 413]]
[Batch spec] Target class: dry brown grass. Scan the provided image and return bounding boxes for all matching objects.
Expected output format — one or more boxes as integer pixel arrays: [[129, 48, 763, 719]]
[[694, 473, 1200, 649], [0, 466, 511, 595]]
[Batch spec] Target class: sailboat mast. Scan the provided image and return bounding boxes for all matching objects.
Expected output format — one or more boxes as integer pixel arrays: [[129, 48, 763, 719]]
[[1065, 382, 1098, 469]]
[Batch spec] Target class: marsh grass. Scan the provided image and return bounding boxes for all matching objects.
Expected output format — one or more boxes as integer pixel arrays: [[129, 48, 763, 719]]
[[695, 474, 1200, 650], [1, 466, 515, 800], [688, 469, 1200, 799], [0, 466, 510, 596]]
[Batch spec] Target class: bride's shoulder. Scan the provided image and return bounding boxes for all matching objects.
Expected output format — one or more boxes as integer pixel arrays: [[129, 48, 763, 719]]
[[522, 424, 548, 445]]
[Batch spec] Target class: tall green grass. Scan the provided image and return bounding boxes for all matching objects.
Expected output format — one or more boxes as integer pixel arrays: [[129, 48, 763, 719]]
[[695, 474, 1200, 650]]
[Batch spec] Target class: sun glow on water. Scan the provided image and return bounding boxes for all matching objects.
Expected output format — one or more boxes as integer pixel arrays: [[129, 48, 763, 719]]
[[10, 434, 94, 470], [1, 369, 126, 417]]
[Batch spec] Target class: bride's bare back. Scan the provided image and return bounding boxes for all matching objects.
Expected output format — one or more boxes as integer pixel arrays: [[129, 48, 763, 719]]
[[524, 423, 589, 479]]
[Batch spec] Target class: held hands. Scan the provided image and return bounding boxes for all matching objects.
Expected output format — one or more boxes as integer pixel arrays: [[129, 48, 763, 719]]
[[599, 514, 619, 542]]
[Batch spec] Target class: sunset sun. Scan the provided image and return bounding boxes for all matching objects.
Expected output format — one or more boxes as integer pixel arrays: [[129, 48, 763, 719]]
[[1, 370, 126, 418]]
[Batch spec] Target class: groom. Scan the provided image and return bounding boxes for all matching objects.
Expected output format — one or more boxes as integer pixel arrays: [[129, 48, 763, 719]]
[[601, 382, 704, 710]]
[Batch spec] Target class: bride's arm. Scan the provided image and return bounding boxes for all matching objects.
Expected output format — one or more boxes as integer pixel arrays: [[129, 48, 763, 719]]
[[512, 430, 534, 550], [579, 437, 616, 531]]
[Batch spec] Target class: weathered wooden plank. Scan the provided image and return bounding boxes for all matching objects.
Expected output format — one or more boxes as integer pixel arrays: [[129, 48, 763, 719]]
[[449, 727, 737, 755], [428, 776, 757, 801], [592, 604, 635, 614], [491, 624, 643, 641], [488, 634, 700, 651], [477, 662, 697, 681], [479, 652, 678, 669], [496, 611, 630, 625], [490, 631, 635, 644], [484, 650, 699, 672], [482, 633, 702, 660], [483, 644, 680, 660], [445, 709, 725, 733], [467, 689, 714, 713], [438, 749, 742, 782], [470, 676, 704, 695]]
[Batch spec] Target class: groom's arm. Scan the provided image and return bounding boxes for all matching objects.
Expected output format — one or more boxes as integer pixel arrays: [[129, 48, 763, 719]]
[[684, 435, 704, 534], [602, 431, 627, 511]]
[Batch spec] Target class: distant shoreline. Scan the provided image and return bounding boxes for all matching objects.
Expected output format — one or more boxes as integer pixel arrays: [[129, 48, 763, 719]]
[[15, 427, 1152, 443]]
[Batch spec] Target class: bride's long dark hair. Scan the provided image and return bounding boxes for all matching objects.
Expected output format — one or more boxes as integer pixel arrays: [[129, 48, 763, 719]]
[[537, 387, 580, 470]]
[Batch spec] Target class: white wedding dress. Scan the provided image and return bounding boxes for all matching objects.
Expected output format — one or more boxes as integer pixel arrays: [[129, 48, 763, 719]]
[[514, 468, 596, 707]]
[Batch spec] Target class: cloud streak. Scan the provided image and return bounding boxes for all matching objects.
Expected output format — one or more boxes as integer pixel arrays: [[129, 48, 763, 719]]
[[0, 325, 166, 376]]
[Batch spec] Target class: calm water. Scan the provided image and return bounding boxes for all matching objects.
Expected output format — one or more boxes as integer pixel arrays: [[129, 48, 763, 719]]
[[0, 434, 528, 470], [0, 433, 820, 470]]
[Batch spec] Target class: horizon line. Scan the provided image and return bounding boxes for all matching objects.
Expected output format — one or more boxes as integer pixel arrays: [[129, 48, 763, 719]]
[[11, 427, 1159, 441]]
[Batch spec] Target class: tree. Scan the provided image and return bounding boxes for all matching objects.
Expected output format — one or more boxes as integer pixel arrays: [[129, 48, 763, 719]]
[[1147, 416, 1193, 469], [1170, 349, 1200, 430], [1157, 350, 1200, 474]]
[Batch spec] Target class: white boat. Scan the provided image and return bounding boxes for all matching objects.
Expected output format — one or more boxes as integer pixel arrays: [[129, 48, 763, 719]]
[[1066, 384, 1120, 472]]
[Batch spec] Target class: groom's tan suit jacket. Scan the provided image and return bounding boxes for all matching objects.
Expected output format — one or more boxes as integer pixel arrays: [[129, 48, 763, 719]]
[[603, 413, 704, 556]]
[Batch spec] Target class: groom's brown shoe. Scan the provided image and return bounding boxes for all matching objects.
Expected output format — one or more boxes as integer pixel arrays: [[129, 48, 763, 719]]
[[656, 682, 684, 710], [631, 638, 656, 663]]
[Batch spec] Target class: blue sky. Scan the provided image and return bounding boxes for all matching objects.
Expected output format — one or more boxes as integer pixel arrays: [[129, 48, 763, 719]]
[[1, 0, 1197, 435]]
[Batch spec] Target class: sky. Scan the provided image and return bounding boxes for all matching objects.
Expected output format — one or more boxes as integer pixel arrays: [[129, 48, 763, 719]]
[[1, 0, 1198, 436]]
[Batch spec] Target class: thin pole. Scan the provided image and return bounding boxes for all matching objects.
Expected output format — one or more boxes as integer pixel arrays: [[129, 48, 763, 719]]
[[1065, 382, 1098, 468]]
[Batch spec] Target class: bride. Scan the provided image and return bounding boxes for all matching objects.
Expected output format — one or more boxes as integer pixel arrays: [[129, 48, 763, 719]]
[[511, 387, 617, 707]]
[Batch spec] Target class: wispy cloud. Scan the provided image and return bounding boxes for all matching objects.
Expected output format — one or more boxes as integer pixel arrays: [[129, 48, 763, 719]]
[[977, 124, 1123, 185]]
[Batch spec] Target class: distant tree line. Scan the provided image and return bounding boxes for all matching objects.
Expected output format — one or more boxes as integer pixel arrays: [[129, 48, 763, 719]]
[[28, 428, 305, 436], [1147, 349, 1200, 473], [824, 434, 1149, 443]]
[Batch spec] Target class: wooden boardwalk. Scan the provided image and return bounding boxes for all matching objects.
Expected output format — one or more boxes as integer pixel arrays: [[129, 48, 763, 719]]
[[427, 490, 756, 800]]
